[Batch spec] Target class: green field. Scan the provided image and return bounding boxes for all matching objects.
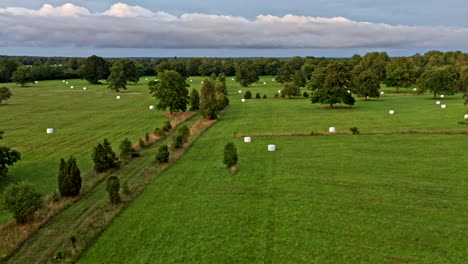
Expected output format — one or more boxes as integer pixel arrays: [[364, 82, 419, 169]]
[[78, 79, 466, 263], [1, 76, 467, 263]]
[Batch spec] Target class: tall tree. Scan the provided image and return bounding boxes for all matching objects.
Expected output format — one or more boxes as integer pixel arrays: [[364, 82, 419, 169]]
[[148, 70, 189, 114], [352, 70, 381, 99], [0, 131, 21, 177], [276, 56, 304, 83], [200, 78, 218, 119], [107, 59, 139, 92], [79, 55, 110, 84], [0, 59, 19, 83], [189, 88, 200, 111], [418, 66, 458, 98], [283, 82, 300, 99], [384, 57, 416, 93], [12, 66, 33, 87], [235, 61, 259, 87], [57, 156, 82, 197], [0, 87, 12, 105], [292, 70, 307, 88], [308, 62, 355, 107]]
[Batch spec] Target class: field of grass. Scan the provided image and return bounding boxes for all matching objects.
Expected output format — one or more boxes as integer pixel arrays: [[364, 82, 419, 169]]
[[0, 77, 171, 224], [78, 79, 467, 263]]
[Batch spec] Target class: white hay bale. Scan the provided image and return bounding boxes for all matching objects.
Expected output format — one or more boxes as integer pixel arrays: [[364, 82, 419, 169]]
[[66, 82, 69, 84], [244, 137, 252, 143], [436, 101, 441, 105], [116, 96, 121, 100], [440, 95, 445, 98], [145, 78, 148, 81], [201, 81, 204, 84], [70, 86, 74, 89], [347, 90, 351, 93], [389, 110, 395, 115], [441, 104, 447, 109], [381, 91, 384, 95], [238, 90, 242, 93], [329, 127, 336, 133], [268, 145, 276, 151], [83, 87, 87, 91], [232, 78, 234, 81], [46, 128, 54, 134], [272, 79, 275, 81], [149, 105, 155, 110], [278, 90, 281, 93], [35, 81, 38, 84], [464, 114, 468, 119], [241, 98, 246, 103], [413, 88, 417, 91], [263, 82, 267, 85], [190, 79, 193, 82], [62, 80, 65, 82]]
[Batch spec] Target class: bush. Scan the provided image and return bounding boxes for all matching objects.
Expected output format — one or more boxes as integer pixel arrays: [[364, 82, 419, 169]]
[[177, 125, 190, 142], [154, 128, 166, 137], [122, 181, 131, 196], [162, 121, 172, 132], [92, 139, 120, 173], [156, 144, 169, 163], [3, 182, 43, 224], [218, 94, 230, 110], [274, 93, 278, 98], [145, 132, 150, 142], [255, 92, 261, 99], [244, 91, 252, 99], [106, 176, 121, 204], [350, 127, 360, 135], [189, 88, 200, 111], [173, 135, 184, 149], [57, 156, 82, 197], [119, 138, 135, 158], [263, 94, 267, 99], [139, 138, 145, 148], [281, 93, 285, 98], [223, 142, 238, 168], [303, 92, 309, 98]]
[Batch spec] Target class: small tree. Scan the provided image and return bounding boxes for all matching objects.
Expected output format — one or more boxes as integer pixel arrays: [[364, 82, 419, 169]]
[[12, 66, 33, 87], [156, 144, 170, 163], [92, 139, 119, 173], [263, 94, 267, 99], [218, 94, 230, 110], [200, 78, 218, 119], [418, 66, 458, 98], [154, 128, 166, 138], [235, 61, 259, 87], [3, 182, 42, 224], [177, 125, 190, 142], [255, 92, 261, 99], [244, 91, 252, 99], [283, 82, 300, 98], [119, 138, 135, 158], [223, 142, 238, 168], [106, 176, 121, 204], [57, 156, 82, 197], [173, 135, 184, 149], [139, 138, 145, 148], [189, 88, 200, 111], [0, 87, 12, 105], [162, 120, 172, 132], [148, 70, 189, 114], [0, 130, 21, 177]]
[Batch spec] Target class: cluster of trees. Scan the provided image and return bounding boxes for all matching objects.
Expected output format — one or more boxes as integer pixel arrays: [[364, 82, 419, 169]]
[[0, 130, 21, 178]]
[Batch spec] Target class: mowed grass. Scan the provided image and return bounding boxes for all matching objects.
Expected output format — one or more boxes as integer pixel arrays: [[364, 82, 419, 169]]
[[79, 81, 467, 263], [0, 77, 169, 224]]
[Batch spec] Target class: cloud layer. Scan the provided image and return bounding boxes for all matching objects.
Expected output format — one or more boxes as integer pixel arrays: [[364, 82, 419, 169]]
[[0, 2, 467, 50]]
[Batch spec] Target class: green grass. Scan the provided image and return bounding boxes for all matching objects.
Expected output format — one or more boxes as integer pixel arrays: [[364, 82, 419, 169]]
[[78, 80, 467, 263], [0, 77, 170, 224]]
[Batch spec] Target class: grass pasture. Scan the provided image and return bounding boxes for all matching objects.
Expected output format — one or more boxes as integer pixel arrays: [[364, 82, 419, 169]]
[[78, 79, 467, 263], [0, 77, 170, 224]]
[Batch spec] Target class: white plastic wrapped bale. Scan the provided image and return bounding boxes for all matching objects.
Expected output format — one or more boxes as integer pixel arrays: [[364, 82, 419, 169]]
[[464, 114, 468, 119], [268, 145, 276, 152], [232, 78, 234, 81], [190, 80, 193, 82], [201, 81, 204, 84], [62, 80, 65, 82], [241, 99, 246, 102], [116, 96, 121, 100], [329, 127, 336, 133], [441, 95, 445, 98], [436, 101, 441, 105], [347, 90, 351, 93], [83, 87, 87, 90], [35, 81, 38, 84], [272, 79, 275, 81], [278, 90, 281, 93], [238, 90, 242, 93], [413, 88, 417, 91], [263, 82, 267, 85], [149, 105, 155, 110], [145, 78, 148, 81], [389, 110, 395, 115], [244, 137, 252, 143], [441, 104, 447, 109], [46, 128, 54, 134], [70, 86, 74, 89], [66, 82, 68, 84], [381, 91, 385, 95]]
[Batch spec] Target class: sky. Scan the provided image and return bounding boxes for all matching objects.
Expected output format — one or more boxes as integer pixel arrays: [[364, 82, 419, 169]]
[[0, 1, 467, 57]]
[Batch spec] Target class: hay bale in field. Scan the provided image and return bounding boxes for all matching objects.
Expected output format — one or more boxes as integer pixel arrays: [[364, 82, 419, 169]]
[[241, 99, 246, 103], [116, 96, 121, 100], [381, 91, 384, 95], [268, 145, 276, 151], [278, 90, 281, 93], [436, 101, 441, 105], [238, 90, 242, 93], [389, 110, 395, 115], [46, 128, 54, 134], [83, 87, 87, 91], [440, 95, 445, 98], [464, 114, 468, 119], [329, 127, 336, 133], [70, 86, 74, 89], [149, 105, 155, 110], [441, 104, 447, 109], [244, 137, 252, 143]]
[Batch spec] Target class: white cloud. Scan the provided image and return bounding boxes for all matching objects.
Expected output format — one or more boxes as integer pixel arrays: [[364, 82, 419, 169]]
[[0, 2, 467, 50]]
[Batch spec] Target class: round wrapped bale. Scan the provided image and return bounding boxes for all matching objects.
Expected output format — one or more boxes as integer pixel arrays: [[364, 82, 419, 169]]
[[440, 95, 445, 98], [389, 110, 395, 115], [268, 145, 276, 152], [149, 105, 155, 110], [116, 96, 121, 100], [464, 114, 468, 119], [244, 137, 252, 143], [329, 127, 336, 133], [441, 104, 447, 109], [241, 99, 246, 103], [46, 128, 54, 134], [83, 87, 87, 90], [436, 101, 441, 105]]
